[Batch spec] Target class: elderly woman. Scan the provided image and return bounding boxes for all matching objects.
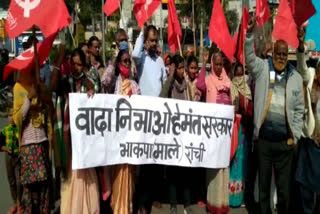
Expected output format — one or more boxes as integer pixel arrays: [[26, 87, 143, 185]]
[[197, 52, 232, 214]]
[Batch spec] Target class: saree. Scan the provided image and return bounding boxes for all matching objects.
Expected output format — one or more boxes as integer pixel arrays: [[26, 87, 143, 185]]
[[60, 73, 100, 214], [111, 76, 139, 214]]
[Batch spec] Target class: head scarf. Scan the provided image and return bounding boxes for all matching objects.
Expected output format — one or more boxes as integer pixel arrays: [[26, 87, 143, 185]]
[[205, 54, 231, 103]]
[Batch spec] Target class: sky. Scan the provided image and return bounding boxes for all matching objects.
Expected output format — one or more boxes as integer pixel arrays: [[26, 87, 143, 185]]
[[306, 0, 320, 50]]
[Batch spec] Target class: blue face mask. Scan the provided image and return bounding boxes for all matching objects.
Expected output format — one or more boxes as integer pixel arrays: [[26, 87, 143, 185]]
[[119, 41, 129, 51]]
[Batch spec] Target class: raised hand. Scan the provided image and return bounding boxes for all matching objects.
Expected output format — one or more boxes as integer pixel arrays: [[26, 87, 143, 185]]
[[247, 17, 256, 34], [298, 27, 306, 52]]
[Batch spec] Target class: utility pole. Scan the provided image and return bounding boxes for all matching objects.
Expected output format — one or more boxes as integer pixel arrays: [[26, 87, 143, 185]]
[[101, 0, 106, 66], [75, 0, 79, 47], [160, 3, 163, 53]]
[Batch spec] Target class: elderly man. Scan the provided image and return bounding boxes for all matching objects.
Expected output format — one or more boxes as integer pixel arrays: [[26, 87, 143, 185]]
[[132, 25, 166, 96], [245, 19, 304, 214]]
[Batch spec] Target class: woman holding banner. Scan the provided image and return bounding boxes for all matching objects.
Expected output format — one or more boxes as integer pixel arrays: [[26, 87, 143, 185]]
[[59, 48, 100, 214], [160, 54, 193, 214], [110, 44, 140, 214], [197, 51, 232, 214], [229, 64, 252, 207]]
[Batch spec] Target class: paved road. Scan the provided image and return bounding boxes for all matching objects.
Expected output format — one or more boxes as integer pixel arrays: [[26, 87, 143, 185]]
[[0, 116, 12, 213], [0, 116, 249, 214]]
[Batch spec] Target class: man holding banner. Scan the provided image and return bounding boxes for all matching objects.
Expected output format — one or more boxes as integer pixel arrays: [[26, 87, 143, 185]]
[[132, 24, 167, 214], [245, 17, 304, 214]]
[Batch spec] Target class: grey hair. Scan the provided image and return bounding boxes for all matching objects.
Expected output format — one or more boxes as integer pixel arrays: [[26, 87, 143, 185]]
[[211, 51, 223, 62]]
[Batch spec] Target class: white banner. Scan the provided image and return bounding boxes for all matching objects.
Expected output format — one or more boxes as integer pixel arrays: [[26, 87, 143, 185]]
[[69, 94, 234, 169]]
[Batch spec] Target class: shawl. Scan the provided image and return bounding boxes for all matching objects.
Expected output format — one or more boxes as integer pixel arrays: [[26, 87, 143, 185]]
[[115, 75, 140, 96], [13, 82, 53, 159], [205, 68, 231, 103], [171, 79, 187, 100], [185, 73, 201, 101], [231, 76, 252, 112]]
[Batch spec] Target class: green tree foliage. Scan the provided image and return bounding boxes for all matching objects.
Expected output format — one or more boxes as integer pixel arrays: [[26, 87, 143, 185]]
[[65, 0, 102, 26], [178, 0, 239, 34], [1, 0, 10, 9]]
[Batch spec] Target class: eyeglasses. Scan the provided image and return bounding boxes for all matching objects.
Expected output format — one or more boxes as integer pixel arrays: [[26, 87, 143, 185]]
[[119, 38, 128, 42]]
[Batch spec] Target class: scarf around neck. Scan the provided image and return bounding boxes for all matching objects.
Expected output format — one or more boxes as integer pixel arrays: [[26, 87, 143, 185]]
[[205, 68, 231, 103], [232, 76, 252, 100], [171, 79, 187, 100]]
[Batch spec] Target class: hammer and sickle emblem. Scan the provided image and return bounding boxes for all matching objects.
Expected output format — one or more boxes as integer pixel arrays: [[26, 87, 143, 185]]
[[15, 0, 41, 18]]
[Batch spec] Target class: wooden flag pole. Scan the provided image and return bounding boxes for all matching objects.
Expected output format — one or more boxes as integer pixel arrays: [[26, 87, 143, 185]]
[[192, 0, 196, 54], [118, 0, 125, 28], [32, 25, 40, 85], [177, 34, 183, 57]]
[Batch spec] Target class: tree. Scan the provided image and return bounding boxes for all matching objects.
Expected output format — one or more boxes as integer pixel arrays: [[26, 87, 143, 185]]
[[1, 0, 10, 9], [179, 0, 239, 34]]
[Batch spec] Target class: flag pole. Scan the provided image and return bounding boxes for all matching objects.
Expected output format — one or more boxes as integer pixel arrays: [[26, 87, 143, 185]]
[[118, 0, 125, 28], [177, 34, 183, 57], [32, 25, 40, 85], [68, 26, 77, 48], [192, 0, 196, 54]]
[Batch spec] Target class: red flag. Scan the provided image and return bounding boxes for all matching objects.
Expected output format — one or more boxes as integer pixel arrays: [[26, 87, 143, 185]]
[[5, 0, 71, 39], [167, 0, 182, 53], [272, 0, 299, 48], [236, 7, 250, 65], [255, 0, 270, 26], [208, 0, 234, 62], [3, 32, 57, 80], [134, 0, 161, 27], [104, 0, 122, 16], [291, 0, 316, 27]]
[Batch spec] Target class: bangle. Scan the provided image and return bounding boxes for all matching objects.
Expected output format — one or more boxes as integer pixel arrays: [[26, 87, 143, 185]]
[[52, 65, 61, 71]]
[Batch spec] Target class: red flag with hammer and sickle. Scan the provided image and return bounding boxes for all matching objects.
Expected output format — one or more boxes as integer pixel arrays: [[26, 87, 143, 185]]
[[256, 0, 270, 26], [3, 32, 57, 80], [5, 0, 71, 39], [134, 0, 161, 27]]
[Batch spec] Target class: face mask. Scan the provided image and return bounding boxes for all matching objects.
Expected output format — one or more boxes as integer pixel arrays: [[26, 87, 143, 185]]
[[119, 41, 129, 51], [119, 64, 130, 78], [148, 46, 157, 58]]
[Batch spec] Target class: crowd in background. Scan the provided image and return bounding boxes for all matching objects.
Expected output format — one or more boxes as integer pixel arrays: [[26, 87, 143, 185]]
[[0, 17, 319, 214]]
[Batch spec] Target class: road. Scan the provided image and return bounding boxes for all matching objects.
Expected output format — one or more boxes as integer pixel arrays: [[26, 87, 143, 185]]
[[0, 116, 248, 213]]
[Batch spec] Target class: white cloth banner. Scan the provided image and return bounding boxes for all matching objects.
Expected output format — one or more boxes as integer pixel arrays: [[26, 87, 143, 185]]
[[69, 94, 234, 169]]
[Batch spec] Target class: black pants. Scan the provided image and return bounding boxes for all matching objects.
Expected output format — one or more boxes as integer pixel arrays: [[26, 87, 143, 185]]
[[5, 153, 22, 204], [300, 184, 320, 214], [244, 139, 259, 213], [134, 165, 164, 214], [257, 140, 294, 214], [167, 166, 192, 207]]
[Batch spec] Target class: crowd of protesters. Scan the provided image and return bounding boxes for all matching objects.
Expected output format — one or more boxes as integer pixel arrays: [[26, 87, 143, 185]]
[[0, 17, 320, 214]]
